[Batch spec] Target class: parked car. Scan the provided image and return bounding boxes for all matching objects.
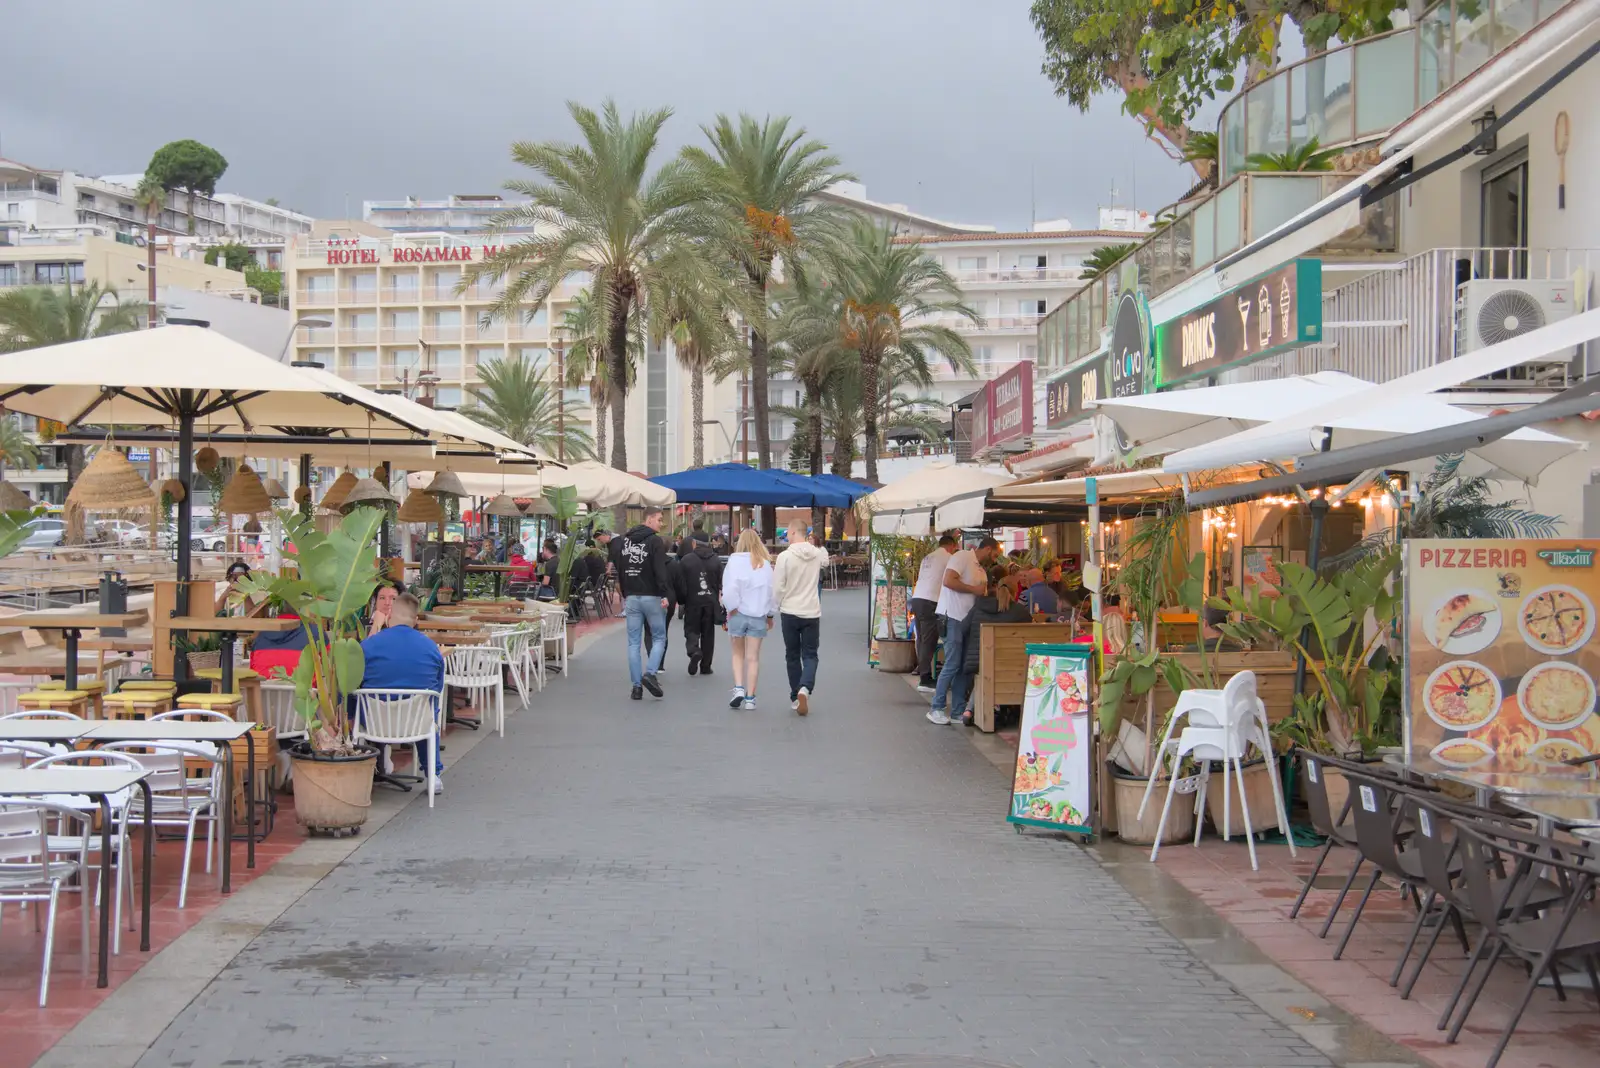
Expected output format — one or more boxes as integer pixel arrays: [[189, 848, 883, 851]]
[[97, 519, 150, 548], [156, 524, 228, 552], [22, 517, 66, 548]]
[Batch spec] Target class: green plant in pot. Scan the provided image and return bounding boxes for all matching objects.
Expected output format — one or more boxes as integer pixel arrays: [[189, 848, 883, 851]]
[[171, 629, 225, 672], [870, 533, 934, 669], [544, 485, 582, 603], [1210, 546, 1403, 756], [231, 507, 385, 831]]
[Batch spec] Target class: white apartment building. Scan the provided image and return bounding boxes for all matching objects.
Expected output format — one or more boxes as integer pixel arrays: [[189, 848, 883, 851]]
[[364, 194, 532, 234]]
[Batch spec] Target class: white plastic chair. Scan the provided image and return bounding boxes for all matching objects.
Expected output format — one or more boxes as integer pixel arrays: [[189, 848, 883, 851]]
[[540, 610, 569, 676], [1136, 670, 1294, 871], [0, 709, 84, 721], [99, 741, 221, 908], [0, 798, 87, 1005], [259, 681, 305, 787], [26, 751, 143, 952], [445, 645, 504, 737], [350, 688, 440, 807]]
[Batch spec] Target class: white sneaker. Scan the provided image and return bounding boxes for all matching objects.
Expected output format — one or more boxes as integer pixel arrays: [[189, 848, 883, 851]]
[[742, 697, 757, 710], [790, 696, 800, 711], [926, 709, 951, 725], [796, 687, 809, 717], [728, 686, 746, 709], [429, 778, 444, 795]]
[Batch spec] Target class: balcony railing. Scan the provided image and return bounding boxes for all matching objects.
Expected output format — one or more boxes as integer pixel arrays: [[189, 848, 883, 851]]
[[1218, 0, 1572, 182], [1218, 247, 1600, 390], [379, 326, 419, 344], [296, 289, 335, 307], [422, 325, 463, 342], [949, 266, 1085, 286], [337, 328, 376, 345]]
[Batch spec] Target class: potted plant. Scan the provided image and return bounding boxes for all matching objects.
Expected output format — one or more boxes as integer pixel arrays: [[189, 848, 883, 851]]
[[1211, 546, 1403, 816], [232, 508, 386, 834], [545, 486, 581, 607], [870, 534, 933, 672], [171, 630, 225, 673]]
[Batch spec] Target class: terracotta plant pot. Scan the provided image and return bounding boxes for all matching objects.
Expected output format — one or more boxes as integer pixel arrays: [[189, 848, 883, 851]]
[[1202, 757, 1283, 836], [289, 743, 377, 833], [875, 638, 917, 674], [1110, 765, 1196, 845]]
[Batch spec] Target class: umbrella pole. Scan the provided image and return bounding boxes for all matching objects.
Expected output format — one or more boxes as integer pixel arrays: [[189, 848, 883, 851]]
[[1292, 493, 1330, 700], [173, 401, 194, 684], [298, 454, 312, 520]]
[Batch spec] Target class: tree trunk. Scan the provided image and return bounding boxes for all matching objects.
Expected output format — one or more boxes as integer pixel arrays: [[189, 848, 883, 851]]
[[807, 384, 825, 536], [146, 216, 157, 328], [691, 365, 705, 468], [860, 352, 882, 484], [829, 445, 854, 540], [185, 188, 196, 235], [594, 383, 608, 465], [748, 265, 776, 536], [606, 287, 632, 473], [65, 444, 86, 494]]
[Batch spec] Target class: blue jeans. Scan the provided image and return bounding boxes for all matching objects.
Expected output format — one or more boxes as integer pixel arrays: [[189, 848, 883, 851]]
[[781, 613, 820, 699], [625, 595, 667, 685], [930, 617, 970, 716]]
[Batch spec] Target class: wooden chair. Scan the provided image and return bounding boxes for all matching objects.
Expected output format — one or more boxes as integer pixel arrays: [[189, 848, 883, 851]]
[[15, 691, 92, 719], [194, 667, 262, 724], [174, 692, 245, 721], [103, 691, 175, 720], [37, 679, 105, 719]]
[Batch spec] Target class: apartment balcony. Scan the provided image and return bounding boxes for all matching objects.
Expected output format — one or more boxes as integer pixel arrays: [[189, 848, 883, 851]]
[[950, 266, 1085, 286], [379, 326, 420, 344], [422, 325, 463, 342], [337, 328, 377, 345], [294, 289, 336, 308], [0, 181, 59, 202], [1217, 0, 1571, 182], [942, 314, 1044, 334], [462, 285, 507, 303], [294, 326, 335, 346], [1218, 247, 1600, 390], [338, 364, 379, 384], [338, 289, 378, 306], [379, 287, 421, 304]]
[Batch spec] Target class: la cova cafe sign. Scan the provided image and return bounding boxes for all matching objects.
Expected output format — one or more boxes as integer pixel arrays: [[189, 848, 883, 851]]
[[325, 244, 505, 265]]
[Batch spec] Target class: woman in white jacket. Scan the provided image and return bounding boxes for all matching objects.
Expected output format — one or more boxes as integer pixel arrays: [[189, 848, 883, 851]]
[[720, 528, 777, 709]]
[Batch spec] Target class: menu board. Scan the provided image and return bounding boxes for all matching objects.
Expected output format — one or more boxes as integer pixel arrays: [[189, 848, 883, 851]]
[[1405, 539, 1600, 767], [1008, 644, 1093, 833]]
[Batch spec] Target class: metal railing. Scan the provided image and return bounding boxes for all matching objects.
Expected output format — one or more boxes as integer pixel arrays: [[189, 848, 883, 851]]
[[949, 266, 1085, 285], [1218, 247, 1599, 388]]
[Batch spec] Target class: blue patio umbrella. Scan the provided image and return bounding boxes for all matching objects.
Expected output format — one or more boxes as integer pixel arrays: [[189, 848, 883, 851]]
[[651, 463, 855, 509], [809, 472, 874, 502]]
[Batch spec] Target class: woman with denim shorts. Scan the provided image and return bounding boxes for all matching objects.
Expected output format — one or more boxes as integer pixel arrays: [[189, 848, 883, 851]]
[[720, 529, 778, 709]]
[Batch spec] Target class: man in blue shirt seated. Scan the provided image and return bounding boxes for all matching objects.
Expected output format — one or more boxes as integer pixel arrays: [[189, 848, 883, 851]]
[[360, 591, 445, 795], [1024, 558, 1064, 619]]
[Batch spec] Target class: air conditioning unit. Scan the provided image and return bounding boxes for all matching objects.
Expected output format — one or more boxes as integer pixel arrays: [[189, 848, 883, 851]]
[[1455, 278, 1575, 354]]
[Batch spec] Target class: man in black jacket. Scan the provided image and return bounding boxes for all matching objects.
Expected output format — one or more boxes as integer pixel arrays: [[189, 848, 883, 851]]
[[674, 533, 724, 676], [609, 508, 671, 700]]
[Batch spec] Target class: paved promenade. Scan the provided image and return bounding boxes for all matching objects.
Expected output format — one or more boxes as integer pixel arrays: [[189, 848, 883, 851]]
[[135, 593, 1330, 1068]]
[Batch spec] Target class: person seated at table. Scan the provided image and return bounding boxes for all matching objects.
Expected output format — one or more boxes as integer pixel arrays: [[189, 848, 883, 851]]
[[250, 602, 308, 679], [216, 561, 252, 615], [508, 543, 537, 585], [358, 592, 444, 795], [365, 580, 408, 638], [1024, 559, 1064, 620]]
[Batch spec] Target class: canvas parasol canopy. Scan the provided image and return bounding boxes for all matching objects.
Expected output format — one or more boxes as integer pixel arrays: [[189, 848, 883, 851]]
[[859, 460, 1014, 535], [406, 460, 675, 509]]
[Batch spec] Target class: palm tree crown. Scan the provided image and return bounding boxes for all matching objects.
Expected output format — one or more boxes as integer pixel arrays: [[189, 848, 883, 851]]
[[457, 355, 595, 461], [461, 100, 726, 474], [0, 282, 146, 351]]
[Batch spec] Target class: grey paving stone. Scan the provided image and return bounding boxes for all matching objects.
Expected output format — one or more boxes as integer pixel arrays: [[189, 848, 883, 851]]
[[134, 594, 1331, 1068]]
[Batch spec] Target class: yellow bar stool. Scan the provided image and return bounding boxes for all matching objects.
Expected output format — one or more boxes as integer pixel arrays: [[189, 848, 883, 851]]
[[118, 680, 178, 693], [39, 679, 105, 719], [103, 691, 175, 720], [194, 667, 263, 723], [16, 690, 92, 719], [174, 692, 245, 720]]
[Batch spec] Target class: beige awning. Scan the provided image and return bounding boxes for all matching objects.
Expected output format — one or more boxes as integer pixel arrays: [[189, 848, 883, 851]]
[[860, 461, 1013, 535], [406, 460, 675, 508]]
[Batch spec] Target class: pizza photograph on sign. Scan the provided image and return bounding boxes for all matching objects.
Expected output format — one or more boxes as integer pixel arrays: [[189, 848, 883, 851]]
[[1404, 539, 1600, 769]]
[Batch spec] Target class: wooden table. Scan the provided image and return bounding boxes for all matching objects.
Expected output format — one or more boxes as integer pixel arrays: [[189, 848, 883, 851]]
[[0, 611, 148, 692], [466, 563, 516, 597], [0, 767, 155, 987], [418, 617, 486, 632], [80, 636, 155, 654], [165, 616, 299, 694], [82, 719, 260, 886]]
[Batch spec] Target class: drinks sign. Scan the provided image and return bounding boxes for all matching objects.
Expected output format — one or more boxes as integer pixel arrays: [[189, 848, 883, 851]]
[[1154, 259, 1322, 388]]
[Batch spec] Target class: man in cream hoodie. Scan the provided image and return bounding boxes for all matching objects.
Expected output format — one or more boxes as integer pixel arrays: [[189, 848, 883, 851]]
[[773, 526, 830, 716]]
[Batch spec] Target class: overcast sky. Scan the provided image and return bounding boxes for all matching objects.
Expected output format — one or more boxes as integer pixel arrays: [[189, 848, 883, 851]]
[[0, 0, 1195, 231]]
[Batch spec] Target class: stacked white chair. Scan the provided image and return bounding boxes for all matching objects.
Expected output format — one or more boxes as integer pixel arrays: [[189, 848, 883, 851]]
[[100, 739, 222, 907], [1135, 670, 1295, 871], [445, 645, 504, 737], [258, 680, 306, 786], [487, 625, 531, 705], [540, 609, 569, 676], [0, 798, 87, 1005], [27, 750, 143, 952], [351, 688, 441, 807]]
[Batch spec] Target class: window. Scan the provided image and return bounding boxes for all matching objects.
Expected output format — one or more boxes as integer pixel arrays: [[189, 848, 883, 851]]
[[1480, 150, 1529, 255], [1018, 299, 1046, 316], [956, 256, 988, 272], [972, 345, 994, 366], [33, 262, 84, 285], [349, 271, 377, 293], [429, 309, 461, 328], [78, 192, 95, 207], [304, 274, 335, 295], [432, 347, 462, 373], [0, 264, 16, 287], [517, 346, 549, 373], [435, 387, 463, 408], [388, 269, 420, 294], [6, 203, 20, 219], [1022, 344, 1037, 362]]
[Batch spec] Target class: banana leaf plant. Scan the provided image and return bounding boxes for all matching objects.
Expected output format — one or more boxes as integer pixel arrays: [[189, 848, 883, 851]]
[[0, 508, 42, 559], [230, 508, 385, 754], [1210, 546, 1402, 755], [544, 485, 582, 602]]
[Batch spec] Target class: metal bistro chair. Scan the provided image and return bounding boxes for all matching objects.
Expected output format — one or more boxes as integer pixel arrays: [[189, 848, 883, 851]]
[[350, 688, 441, 807], [0, 741, 66, 769], [0, 708, 83, 721], [258, 680, 306, 788], [0, 798, 88, 1006], [99, 740, 222, 908], [1443, 820, 1600, 1068], [445, 645, 504, 737]]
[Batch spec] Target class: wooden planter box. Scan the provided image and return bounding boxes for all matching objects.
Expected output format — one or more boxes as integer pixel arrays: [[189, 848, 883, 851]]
[[1202, 758, 1283, 836], [1110, 651, 1301, 729], [972, 623, 1079, 732]]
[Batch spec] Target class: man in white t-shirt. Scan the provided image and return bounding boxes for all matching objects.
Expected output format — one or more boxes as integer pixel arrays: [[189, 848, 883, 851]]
[[928, 536, 1001, 725], [910, 534, 956, 691]]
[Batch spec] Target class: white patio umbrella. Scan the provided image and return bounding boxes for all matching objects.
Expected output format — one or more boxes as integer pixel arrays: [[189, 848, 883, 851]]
[[1140, 372, 1583, 485], [406, 460, 675, 509], [859, 460, 1014, 535]]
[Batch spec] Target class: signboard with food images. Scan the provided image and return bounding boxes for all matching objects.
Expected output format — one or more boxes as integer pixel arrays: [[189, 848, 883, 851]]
[[1404, 539, 1600, 768], [1008, 643, 1093, 834]]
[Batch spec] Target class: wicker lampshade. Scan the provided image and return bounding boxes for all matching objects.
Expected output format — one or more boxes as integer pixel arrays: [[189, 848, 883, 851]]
[[65, 448, 154, 510], [194, 446, 220, 475], [0, 480, 33, 511], [242, 517, 263, 534], [521, 496, 556, 516], [319, 470, 358, 511], [397, 488, 444, 523], [217, 463, 271, 515], [293, 486, 311, 505], [263, 477, 288, 500], [484, 492, 522, 517], [424, 470, 467, 498], [158, 478, 185, 503], [372, 463, 390, 485], [339, 477, 395, 510]]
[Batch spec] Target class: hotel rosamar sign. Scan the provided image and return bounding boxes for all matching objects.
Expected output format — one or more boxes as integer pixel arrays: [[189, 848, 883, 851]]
[[325, 243, 505, 265], [1154, 259, 1322, 388]]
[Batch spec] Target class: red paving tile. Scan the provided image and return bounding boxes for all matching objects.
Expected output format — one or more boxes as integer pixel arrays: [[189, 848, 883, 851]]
[[1154, 836, 1598, 1068]]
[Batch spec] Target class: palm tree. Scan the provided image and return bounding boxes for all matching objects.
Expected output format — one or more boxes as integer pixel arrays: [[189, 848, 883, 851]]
[[457, 355, 595, 460], [681, 114, 854, 511], [1080, 242, 1141, 282], [135, 175, 165, 327], [1181, 131, 1220, 187], [0, 416, 39, 470], [0, 282, 146, 490], [655, 279, 738, 470], [560, 288, 639, 465], [1247, 137, 1340, 173], [768, 284, 846, 481], [462, 100, 727, 474], [830, 221, 979, 483]]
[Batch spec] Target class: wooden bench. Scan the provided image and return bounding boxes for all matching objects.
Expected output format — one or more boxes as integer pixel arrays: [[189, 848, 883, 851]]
[[972, 623, 1078, 732]]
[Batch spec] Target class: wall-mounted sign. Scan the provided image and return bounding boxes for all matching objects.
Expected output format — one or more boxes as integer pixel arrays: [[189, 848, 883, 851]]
[[970, 388, 992, 455], [324, 244, 505, 266], [1108, 291, 1150, 399], [1045, 358, 1106, 429], [1154, 259, 1322, 388], [989, 360, 1033, 448]]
